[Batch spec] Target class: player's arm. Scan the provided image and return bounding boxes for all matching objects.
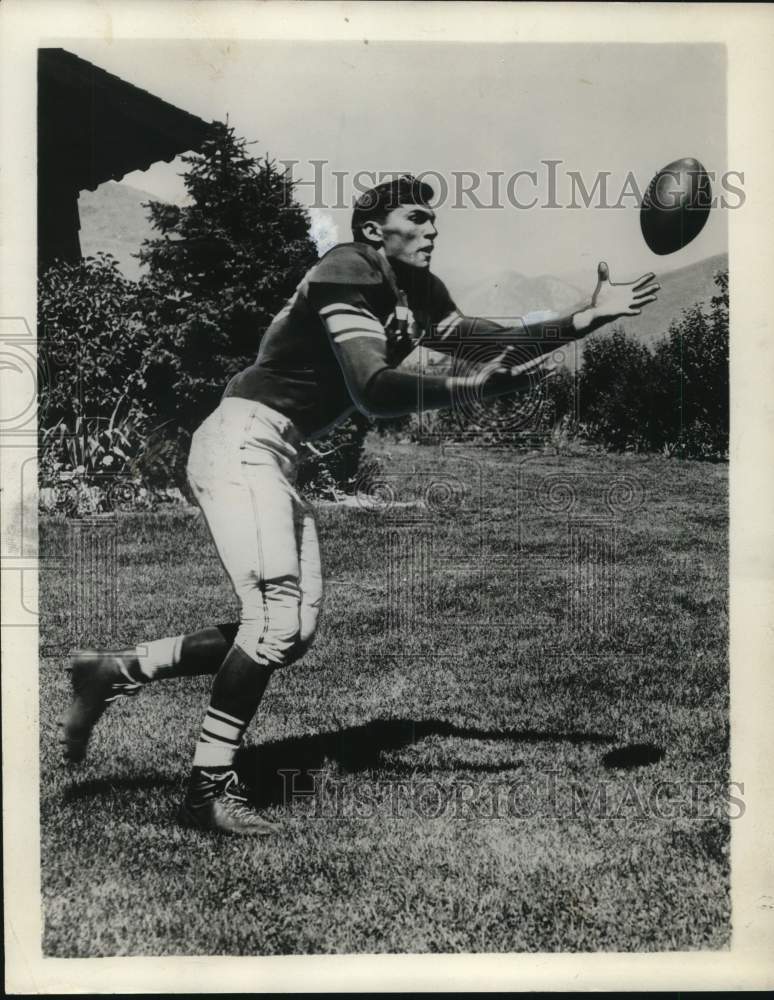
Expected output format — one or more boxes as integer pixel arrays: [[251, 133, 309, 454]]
[[317, 296, 550, 419], [427, 263, 660, 360]]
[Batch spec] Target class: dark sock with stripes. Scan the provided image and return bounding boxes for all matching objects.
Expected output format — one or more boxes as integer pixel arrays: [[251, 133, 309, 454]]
[[190, 644, 274, 781]]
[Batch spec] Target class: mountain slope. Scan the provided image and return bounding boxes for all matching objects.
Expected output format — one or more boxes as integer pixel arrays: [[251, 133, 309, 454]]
[[78, 181, 164, 281], [455, 270, 588, 319]]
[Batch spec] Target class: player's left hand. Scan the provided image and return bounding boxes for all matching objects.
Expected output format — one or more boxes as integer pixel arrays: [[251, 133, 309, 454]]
[[590, 262, 660, 324]]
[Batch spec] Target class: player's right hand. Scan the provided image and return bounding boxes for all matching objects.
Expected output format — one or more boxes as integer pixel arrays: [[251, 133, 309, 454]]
[[472, 345, 557, 396], [473, 345, 519, 389]]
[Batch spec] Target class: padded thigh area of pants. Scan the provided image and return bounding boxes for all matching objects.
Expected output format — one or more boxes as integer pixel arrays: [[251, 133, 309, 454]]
[[187, 401, 323, 669]]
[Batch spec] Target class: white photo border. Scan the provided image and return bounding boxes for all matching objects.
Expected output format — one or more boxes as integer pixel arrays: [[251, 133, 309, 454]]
[[1, 0, 772, 992]]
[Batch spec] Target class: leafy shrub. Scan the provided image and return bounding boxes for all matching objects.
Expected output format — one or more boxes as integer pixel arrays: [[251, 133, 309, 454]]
[[296, 414, 373, 498], [577, 327, 656, 452], [649, 272, 728, 459], [576, 270, 728, 460], [38, 253, 149, 427]]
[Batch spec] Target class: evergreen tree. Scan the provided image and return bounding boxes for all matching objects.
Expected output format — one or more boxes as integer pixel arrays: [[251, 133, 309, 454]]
[[136, 121, 318, 433]]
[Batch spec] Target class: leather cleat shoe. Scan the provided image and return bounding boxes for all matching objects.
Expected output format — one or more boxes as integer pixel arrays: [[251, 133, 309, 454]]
[[178, 769, 279, 836], [61, 651, 143, 764]]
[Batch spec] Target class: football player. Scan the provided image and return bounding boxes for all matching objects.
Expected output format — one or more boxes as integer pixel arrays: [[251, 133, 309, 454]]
[[61, 175, 659, 834]]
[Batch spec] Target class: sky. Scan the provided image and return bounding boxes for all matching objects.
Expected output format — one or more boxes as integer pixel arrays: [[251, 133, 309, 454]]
[[67, 39, 728, 287]]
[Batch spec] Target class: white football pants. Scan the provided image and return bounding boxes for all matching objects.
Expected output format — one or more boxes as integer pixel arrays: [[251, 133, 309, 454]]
[[186, 398, 323, 668]]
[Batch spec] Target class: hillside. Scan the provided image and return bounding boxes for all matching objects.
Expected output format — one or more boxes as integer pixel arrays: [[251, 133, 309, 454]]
[[78, 181, 163, 281], [455, 270, 588, 320]]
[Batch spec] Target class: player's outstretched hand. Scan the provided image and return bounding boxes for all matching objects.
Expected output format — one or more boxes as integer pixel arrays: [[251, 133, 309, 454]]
[[591, 261, 660, 323], [468, 344, 556, 398], [472, 345, 517, 388]]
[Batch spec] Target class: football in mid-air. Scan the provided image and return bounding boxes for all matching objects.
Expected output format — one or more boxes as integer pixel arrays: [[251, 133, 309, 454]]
[[640, 157, 712, 255]]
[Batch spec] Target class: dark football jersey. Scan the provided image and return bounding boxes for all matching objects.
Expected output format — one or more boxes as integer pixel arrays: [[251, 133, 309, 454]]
[[224, 243, 463, 437], [225, 241, 578, 438]]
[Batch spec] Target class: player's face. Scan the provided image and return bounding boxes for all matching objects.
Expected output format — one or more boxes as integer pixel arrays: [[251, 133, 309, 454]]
[[380, 205, 438, 268]]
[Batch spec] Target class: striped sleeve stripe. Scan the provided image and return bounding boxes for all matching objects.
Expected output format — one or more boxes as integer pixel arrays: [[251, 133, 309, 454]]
[[319, 302, 379, 322], [333, 330, 387, 345], [325, 314, 385, 337], [436, 312, 462, 338]]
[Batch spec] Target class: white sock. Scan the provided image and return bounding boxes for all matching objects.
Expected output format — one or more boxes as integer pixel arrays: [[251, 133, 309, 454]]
[[134, 635, 184, 682], [192, 707, 247, 769]]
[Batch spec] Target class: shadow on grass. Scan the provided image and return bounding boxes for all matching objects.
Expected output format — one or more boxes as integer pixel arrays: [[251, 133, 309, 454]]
[[63, 773, 179, 802], [61, 721, 665, 807], [601, 742, 666, 769], [237, 718, 625, 808]]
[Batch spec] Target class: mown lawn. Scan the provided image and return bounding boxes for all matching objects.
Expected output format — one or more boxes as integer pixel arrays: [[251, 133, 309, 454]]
[[39, 441, 730, 955]]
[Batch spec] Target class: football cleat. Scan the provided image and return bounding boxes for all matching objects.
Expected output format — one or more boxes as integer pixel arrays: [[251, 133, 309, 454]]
[[178, 769, 279, 836], [60, 651, 143, 764]]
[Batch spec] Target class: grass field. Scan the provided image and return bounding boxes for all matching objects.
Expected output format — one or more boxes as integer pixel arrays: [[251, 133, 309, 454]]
[[39, 440, 730, 955]]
